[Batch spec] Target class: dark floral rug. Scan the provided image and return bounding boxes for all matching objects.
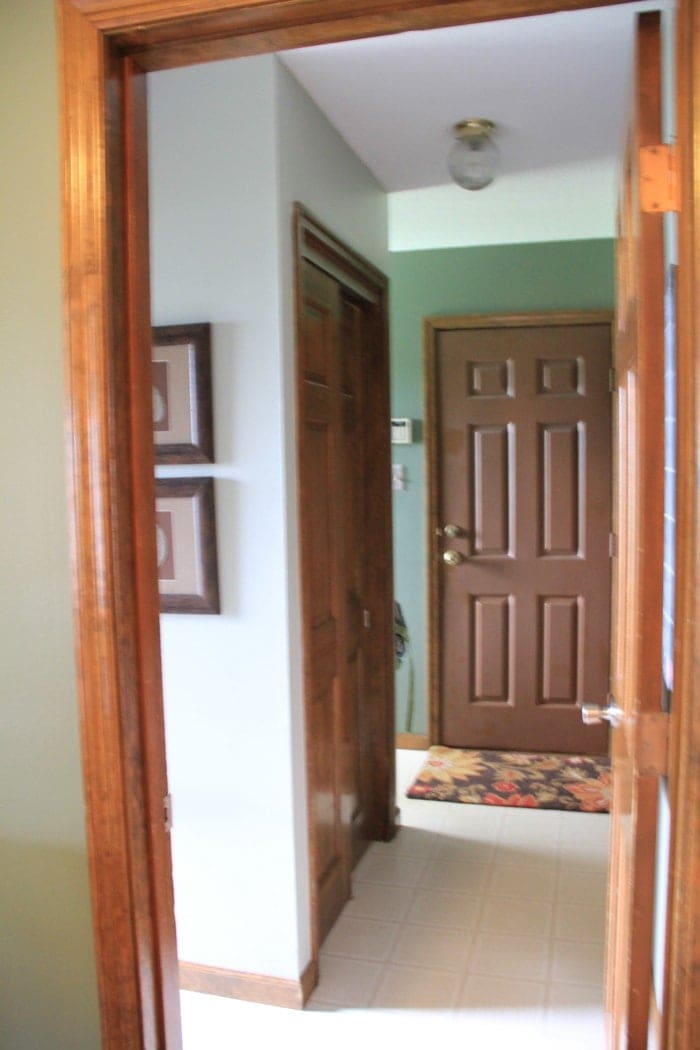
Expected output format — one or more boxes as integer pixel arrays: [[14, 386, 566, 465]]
[[407, 746, 611, 812]]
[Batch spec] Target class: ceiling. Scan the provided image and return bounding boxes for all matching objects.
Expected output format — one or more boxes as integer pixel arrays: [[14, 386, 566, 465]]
[[280, 1, 670, 193]]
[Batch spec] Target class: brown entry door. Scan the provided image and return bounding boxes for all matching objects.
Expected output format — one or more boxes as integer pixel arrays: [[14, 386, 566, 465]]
[[431, 314, 612, 754]]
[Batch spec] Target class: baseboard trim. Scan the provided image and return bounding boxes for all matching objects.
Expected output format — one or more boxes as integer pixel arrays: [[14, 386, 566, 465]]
[[396, 732, 430, 750], [179, 957, 319, 1010], [300, 957, 319, 1005]]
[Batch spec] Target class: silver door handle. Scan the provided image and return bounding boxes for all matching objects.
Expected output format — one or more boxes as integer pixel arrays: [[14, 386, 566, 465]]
[[443, 550, 464, 566], [581, 697, 623, 728]]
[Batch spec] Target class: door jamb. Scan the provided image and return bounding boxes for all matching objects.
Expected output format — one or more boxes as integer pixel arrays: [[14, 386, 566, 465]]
[[57, 1, 700, 1046]]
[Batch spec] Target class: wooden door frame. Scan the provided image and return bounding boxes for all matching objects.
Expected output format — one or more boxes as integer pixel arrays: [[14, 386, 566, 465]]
[[424, 309, 614, 748], [57, 0, 700, 1046]]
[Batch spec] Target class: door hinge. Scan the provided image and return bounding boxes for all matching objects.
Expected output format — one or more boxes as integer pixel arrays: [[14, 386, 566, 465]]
[[609, 367, 616, 393], [163, 793, 173, 832], [363, 608, 371, 629], [633, 712, 670, 777], [640, 144, 680, 213], [609, 532, 617, 558]]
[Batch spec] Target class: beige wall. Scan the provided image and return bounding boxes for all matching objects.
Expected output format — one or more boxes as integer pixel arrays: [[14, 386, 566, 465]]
[[0, 1, 101, 1045]]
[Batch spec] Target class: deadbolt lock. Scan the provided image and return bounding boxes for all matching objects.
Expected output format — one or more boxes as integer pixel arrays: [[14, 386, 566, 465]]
[[442, 523, 464, 538]]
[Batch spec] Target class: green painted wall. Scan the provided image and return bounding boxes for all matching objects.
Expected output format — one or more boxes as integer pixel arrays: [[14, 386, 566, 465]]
[[0, 1, 101, 1046], [390, 239, 615, 736]]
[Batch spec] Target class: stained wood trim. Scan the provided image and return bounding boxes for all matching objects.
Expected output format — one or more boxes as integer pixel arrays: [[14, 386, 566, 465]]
[[74, 0, 634, 72], [424, 318, 441, 748], [296, 205, 387, 303], [299, 957, 319, 1005], [56, 0, 700, 1046], [122, 55, 183, 1050], [396, 733, 430, 750], [179, 959, 318, 1009], [59, 5, 181, 1046], [424, 310, 614, 749], [663, 1, 700, 1046], [428, 309, 614, 331]]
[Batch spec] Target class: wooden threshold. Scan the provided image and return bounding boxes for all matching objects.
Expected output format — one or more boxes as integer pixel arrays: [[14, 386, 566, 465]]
[[396, 732, 430, 750]]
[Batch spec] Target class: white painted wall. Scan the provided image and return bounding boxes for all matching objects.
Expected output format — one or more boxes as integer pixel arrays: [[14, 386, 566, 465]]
[[149, 54, 387, 980], [388, 157, 617, 251], [275, 59, 390, 275], [149, 56, 304, 978]]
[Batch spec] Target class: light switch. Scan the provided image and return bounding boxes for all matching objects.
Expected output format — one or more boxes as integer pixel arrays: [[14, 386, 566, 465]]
[[392, 463, 407, 491]]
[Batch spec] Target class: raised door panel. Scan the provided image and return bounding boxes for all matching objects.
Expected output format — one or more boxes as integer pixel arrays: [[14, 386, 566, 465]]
[[540, 423, 583, 557], [471, 424, 514, 556]]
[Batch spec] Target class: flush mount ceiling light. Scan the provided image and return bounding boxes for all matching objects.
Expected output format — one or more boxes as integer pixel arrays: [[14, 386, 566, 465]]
[[448, 118, 499, 190]]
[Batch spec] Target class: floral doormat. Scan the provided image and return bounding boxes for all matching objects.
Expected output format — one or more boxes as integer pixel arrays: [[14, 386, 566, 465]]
[[407, 746, 611, 812]]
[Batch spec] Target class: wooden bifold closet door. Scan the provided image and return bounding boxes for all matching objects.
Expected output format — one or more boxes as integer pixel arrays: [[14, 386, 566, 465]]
[[295, 209, 395, 953]]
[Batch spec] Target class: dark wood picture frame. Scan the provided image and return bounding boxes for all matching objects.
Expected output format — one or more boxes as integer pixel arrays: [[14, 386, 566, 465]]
[[152, 322, 214, 464], [155, 477, 220, 613]]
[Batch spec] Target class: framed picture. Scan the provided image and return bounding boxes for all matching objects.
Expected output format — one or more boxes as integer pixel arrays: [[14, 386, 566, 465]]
[[152, 322, 214, 464], [155, 477, 220, 614]]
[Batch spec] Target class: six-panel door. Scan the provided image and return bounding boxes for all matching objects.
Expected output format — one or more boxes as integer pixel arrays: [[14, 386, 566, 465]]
[[435, 319, 612, 754]]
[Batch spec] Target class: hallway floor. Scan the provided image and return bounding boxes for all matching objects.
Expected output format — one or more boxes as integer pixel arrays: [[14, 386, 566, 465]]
[[181, 749, 609, 1049]]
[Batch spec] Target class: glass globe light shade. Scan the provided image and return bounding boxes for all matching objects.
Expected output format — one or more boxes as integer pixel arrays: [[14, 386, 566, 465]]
[[448, 120, 499, 191]]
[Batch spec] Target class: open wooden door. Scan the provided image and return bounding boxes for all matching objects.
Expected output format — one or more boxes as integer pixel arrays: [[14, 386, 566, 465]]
[[599, 11, 670, 1048]]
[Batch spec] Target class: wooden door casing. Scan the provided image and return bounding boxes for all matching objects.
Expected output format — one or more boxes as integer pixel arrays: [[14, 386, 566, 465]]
[[295, 208, 395, 954], [57, 2, 700, 1047], [427, 312, 612, 754]]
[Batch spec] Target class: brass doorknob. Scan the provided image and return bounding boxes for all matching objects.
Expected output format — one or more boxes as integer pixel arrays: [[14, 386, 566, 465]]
[[442, 523, 464, 538], [443, 549, 464, 566]]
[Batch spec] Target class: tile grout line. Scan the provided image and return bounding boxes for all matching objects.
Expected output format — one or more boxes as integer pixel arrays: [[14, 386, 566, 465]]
[[454, 809, 504, 1005], [366, 814, 445, 1007]]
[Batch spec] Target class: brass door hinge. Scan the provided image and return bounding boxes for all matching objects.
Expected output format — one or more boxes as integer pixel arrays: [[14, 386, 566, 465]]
[[163, 793, 173, 832], [633, 712, 670, 776], [640, 144, 680, 213]]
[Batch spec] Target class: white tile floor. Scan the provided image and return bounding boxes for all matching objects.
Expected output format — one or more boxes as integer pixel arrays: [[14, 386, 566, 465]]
[[181, 750, 610, 1049]]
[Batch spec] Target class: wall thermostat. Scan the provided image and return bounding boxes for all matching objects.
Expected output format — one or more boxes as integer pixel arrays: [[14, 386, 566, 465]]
[[391, 417, 413, 445]]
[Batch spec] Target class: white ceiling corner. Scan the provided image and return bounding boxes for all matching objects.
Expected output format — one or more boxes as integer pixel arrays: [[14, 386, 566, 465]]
[[279, 1, 671, 247]]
